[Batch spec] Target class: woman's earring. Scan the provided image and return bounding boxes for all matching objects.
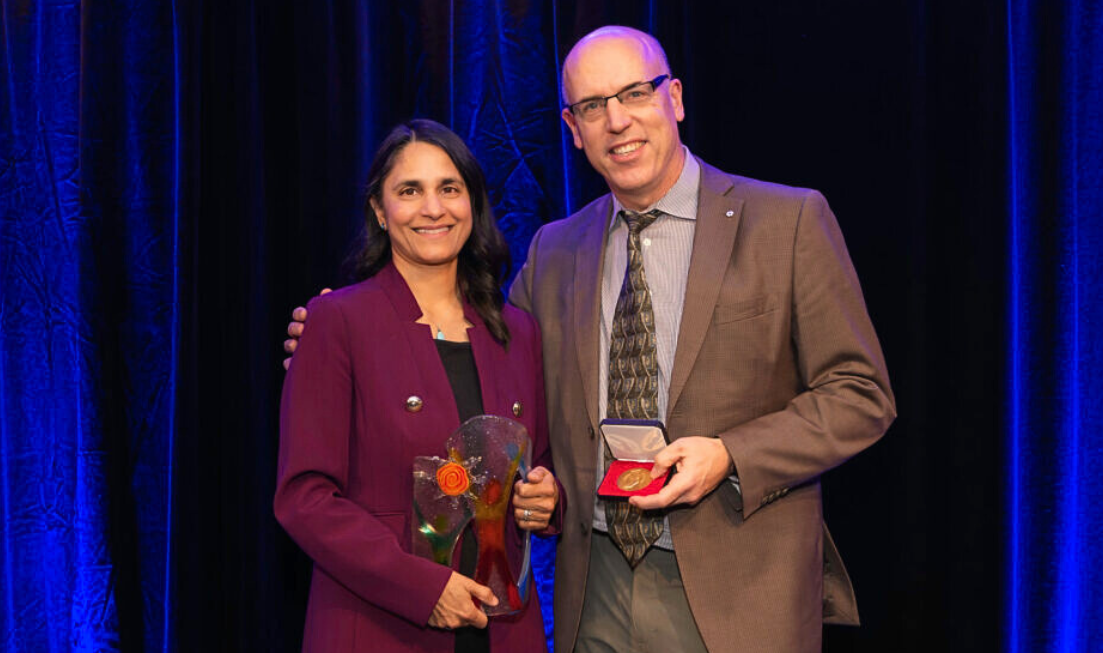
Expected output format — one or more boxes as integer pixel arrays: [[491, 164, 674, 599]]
[[379, 221, 387, 231]]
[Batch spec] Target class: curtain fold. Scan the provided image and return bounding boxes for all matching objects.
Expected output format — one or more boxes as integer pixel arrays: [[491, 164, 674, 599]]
[[1008, 0, 1103, 650], [0, 2, 101, 649], [1, 1, 180, 650]]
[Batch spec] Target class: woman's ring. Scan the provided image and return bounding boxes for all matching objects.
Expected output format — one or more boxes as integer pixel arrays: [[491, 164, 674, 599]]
[[523, 508, 532, 521]]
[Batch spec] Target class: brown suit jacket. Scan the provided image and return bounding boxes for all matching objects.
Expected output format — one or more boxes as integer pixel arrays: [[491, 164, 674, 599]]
[[509, 159, 896, 653]]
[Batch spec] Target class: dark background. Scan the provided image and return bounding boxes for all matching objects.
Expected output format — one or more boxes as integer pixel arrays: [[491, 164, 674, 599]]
[[9, 0, 1098, 651]]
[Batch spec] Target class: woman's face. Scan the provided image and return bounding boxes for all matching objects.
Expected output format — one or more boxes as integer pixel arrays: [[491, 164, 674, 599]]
[[371, 141, 473, 274]]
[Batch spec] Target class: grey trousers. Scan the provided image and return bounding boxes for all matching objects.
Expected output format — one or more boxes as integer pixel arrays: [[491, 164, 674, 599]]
[[575, 531, 709, 653]]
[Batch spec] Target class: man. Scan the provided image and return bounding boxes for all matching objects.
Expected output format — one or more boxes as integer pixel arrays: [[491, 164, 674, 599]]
[[508, 26, 894, 653], [288, 26, 894, 653]]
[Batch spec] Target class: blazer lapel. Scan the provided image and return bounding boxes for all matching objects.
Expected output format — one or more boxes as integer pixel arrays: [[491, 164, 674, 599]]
[[573, 196, 613, 429], [378, 264, 462, 437], [667, 163, 744, 417]]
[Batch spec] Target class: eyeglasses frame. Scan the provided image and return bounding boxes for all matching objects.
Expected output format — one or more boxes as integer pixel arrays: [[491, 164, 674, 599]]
[[564, 74, 672, 119]]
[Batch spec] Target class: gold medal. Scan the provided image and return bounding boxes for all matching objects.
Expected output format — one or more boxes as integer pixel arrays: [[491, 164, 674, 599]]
[[615, 467, 653, 492]]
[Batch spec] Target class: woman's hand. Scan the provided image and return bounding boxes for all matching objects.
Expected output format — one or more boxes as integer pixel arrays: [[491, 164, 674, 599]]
[[512, 466, 559, 531], [428, 571, 498, 630]]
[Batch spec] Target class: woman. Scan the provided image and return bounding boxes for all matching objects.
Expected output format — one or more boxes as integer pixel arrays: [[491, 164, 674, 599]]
[[275, 119, 559, 652]]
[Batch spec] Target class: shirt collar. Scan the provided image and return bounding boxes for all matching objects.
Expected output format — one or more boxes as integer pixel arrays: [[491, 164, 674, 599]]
[[610, 146, 701, 230]]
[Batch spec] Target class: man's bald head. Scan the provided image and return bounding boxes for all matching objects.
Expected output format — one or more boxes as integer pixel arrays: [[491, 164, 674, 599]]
[[561, 26, 671, 105], [558, 26, 685, 210]]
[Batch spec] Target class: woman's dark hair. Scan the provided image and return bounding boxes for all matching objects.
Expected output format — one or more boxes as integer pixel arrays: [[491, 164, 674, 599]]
[[345, 119, 512, 344]]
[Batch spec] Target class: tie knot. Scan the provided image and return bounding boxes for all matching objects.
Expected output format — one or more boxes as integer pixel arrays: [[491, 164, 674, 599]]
[[620, 209, 660, 235]]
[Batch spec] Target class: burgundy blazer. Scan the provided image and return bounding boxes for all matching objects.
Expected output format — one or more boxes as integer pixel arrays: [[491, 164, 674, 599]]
[[510, 160, 896, 653], [276, 262, 551, 653]]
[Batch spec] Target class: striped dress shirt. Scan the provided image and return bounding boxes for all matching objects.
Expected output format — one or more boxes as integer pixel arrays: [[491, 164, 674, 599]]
[[592, 149, 699, 550]]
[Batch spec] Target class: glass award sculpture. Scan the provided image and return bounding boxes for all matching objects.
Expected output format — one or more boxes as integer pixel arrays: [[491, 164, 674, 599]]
[[412, 415, 533, 615]]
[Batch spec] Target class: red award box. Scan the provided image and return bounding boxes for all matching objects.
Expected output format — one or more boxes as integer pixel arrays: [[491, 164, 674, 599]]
[[596, 419, 670, 498]]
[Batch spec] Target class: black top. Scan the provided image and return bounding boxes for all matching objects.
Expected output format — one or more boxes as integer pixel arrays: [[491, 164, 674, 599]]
[[436, 339, 484, 422], [434, 339, 488, 653]]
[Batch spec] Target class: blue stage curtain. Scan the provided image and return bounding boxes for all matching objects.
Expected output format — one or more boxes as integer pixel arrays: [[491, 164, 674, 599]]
[[1008, 0, 1103, 650], [0, 1, 181, 651]]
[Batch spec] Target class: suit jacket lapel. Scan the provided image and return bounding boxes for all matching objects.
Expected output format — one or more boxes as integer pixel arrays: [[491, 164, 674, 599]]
[[667, 163, 744, 417], [376, 264, 464, 446], [573, 196, 613, 429]]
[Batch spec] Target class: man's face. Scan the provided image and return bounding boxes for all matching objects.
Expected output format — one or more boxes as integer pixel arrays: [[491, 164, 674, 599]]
[[561, 35, 685, 210]]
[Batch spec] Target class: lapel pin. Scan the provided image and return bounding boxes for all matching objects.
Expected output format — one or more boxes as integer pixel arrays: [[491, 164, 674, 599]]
[[725, 210, 735, 217]]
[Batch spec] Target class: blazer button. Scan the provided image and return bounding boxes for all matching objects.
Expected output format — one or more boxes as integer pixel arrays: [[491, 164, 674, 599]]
[[512, 401, 523, 417], [405, 395, 424, 412], [588, 425, 595, 439], [580, 521, 590, 534]]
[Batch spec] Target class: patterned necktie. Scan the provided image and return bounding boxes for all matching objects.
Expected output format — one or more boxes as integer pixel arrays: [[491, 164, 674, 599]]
[[605, 208, 665, 567]]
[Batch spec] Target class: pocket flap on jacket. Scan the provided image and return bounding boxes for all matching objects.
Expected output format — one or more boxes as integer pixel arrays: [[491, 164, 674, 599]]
[[713, 294, 776, 324]]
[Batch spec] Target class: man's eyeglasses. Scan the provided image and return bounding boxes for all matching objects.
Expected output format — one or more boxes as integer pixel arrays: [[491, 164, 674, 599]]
[[566, 74, 670, 121]]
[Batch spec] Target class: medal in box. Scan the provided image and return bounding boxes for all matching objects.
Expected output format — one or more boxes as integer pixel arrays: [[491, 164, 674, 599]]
[[596, 419, 670, 498]]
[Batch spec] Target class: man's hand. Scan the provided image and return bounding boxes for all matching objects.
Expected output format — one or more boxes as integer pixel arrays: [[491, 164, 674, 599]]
[[282, 288, 332, 370], [512, 466, 559, 531], [629, 437, 734, 510], [428, 571, 498, 630]]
